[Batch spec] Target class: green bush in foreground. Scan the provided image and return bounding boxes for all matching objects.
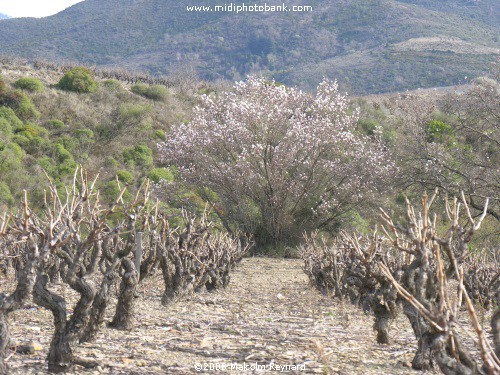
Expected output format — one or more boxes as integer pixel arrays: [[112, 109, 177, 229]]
[[57, 67, 98, 93], [14, 77, 45, 92]]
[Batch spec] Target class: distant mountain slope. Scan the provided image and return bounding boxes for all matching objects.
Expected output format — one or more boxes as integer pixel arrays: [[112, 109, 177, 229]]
[[0, 0, 498, 94], [0, 13, 10, 19]]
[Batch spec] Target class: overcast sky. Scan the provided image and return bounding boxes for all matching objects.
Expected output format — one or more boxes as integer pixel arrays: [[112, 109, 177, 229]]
[[0, 0, 83, 18]]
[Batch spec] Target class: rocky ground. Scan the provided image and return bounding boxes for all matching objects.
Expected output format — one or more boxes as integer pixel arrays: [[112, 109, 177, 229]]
[[6, 258, 456, 374]]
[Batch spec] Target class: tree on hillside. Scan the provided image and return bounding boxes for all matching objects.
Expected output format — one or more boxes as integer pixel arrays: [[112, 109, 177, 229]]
[[388, 72, 499, 221], [158, 77, 394, 248], [440, 75, 500, 219]]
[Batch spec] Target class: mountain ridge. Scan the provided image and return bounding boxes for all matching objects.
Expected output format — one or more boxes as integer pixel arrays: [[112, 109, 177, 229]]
[[0, 0, 498, 94]]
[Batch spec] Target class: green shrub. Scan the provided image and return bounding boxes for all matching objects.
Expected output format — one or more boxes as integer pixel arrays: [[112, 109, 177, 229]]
[[147, 168, 174, 184], [119, 103, 152, 124], [0, 76, 6, 95], [0, 118, 12, 137], [36, 156, 57, 176], [0, 182, 14, 207], [116, 170, 134, 184], [101, 180, 132, 203], [58, 159, 77, 177], [123, 144, 153, 168], [55, 143, 74, 163], [46, 119, 66, 129], [55, 144, 77, 176], [14, 77, 45, 92], [153, 129, 167, 140], [15, 92, 40, 121], [0, 142, 25, 175], [15, 136, 50, 156], [11, 133, 30, 150], [12, 122, 51, 155], [56, 136, 78, 154], [57, 67, 98, 93], [358, 118, 379, 136], [1, 142, 25, 160], [14, 123, 49, 138], [95, 124, 112, 139], [146, 85, 169, 101], [105, 156, 119, 168], [131, 84, 169, 101], [74, 129, 94, 148], [0, 107, 22, 137], [425, 120, 454, 143], [0, 91, 40, 121], [102, 79, 122, 91], [0, 106, 23, 129], [130, 84, 148, 97]]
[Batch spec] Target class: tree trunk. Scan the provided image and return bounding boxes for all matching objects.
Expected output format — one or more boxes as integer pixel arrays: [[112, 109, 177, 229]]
[[80, 281, 110, 343], [412, 335, 435, 370], [80, 270, 117, 343], [0, 241, 38, 374], [161, 271, 193, 306], [109, 259, 138, 330], [34, 272, 96, 373], [160, 253, 183, 306], [401, 257, 437, 370], [64, 275, 95, 345], [493, 309, 500, 359], [373, 306, 392, 345], [48, 258, 60, 284], [0, 311, 10, 375], [204, 268, 220, 292], [433, 335, 479, 375], [33, 274, 72, 373]]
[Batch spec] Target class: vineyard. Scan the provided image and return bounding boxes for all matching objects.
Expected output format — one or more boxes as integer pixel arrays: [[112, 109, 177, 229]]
[[1, 178, 498, 374], [0, 59, 498, 374], [302, 192, 499, 374], [0, 171, 248, 373]]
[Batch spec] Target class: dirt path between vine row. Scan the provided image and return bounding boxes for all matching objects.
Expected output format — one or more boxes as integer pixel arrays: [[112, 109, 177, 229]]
[[9, 258, 439, 374]]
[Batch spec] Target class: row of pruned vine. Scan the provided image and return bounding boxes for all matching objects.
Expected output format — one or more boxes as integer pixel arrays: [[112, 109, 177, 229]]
[[302, 191, 499, 374], [0, 169, 249, 373]]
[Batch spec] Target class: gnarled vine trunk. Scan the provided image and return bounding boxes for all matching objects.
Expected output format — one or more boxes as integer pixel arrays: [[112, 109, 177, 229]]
[[0, 239, 38, 374], [401, 258, 437, 370], [33, 272, 96, 373], [80, 273, 114, 343], [493, 309, 500, 360], [109, 259, 138, 330]]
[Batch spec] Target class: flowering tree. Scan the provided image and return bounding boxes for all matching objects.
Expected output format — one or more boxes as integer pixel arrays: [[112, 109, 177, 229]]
[[159, 77, 394, 247]]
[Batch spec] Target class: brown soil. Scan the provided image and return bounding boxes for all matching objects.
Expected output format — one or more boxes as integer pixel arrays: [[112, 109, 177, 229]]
[[8, 258, 443, 374]]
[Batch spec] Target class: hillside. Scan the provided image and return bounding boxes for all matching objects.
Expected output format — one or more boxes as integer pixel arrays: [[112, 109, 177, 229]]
[[0, 59, 212, 210], [0, 13, 10, 19], [0, 0, 497, 94]]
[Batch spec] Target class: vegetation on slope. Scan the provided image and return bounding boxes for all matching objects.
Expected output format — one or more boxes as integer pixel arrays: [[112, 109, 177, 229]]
[[0, 0, 497, 94], [0, 60, 213, 212], [0, 58, 497, 252]]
